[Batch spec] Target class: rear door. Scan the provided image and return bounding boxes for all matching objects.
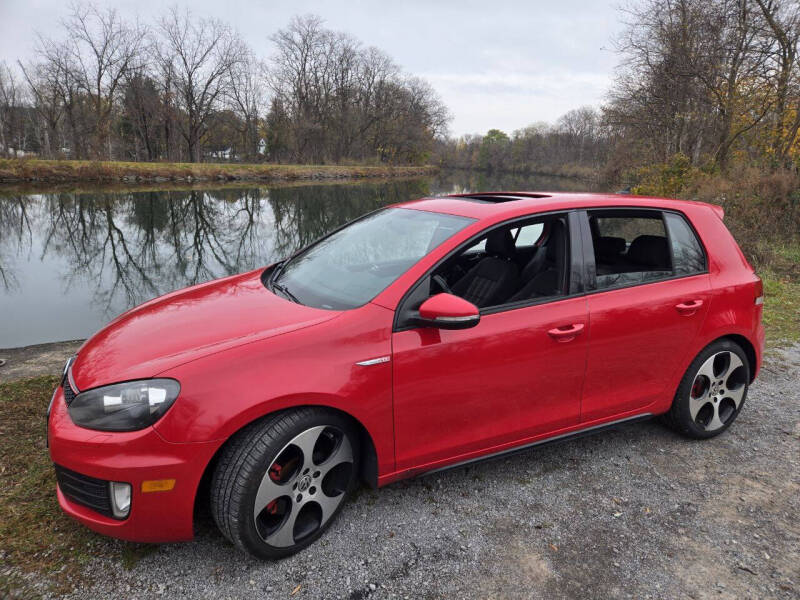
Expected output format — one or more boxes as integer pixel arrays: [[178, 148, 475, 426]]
[[580, 209, 711, 421]]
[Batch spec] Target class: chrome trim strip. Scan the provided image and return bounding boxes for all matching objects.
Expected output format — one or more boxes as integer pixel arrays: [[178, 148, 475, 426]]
[[434, 315, 479, 323], [755, 296, 764, 305], [63, 356, 79, 393], [424, 413, 653, 476], [356, 356, 391, 366]]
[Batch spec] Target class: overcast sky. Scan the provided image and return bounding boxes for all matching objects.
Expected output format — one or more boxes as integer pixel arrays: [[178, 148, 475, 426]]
[[0, 0, 624, 137]]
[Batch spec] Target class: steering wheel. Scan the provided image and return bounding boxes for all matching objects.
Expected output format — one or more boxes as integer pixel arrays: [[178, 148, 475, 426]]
[[433, 274, 454, 295]]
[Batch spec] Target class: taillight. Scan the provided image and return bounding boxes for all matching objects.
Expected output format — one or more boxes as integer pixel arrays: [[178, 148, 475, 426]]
[[754, 277, 763, 306]]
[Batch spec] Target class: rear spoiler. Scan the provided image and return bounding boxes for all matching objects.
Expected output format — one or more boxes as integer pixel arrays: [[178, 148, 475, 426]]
[[709, 204, 724, 220]]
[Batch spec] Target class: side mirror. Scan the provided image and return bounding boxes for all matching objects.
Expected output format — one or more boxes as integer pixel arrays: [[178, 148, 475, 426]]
[[416, 293, 480, 330]]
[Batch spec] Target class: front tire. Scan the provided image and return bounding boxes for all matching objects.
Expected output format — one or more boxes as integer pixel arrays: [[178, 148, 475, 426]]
[[210, 408, 360, 559], [664, 339, 750, 439]]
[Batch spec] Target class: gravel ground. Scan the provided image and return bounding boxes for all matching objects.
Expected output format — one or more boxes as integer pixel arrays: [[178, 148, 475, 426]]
[[46, 344, 800, 599]]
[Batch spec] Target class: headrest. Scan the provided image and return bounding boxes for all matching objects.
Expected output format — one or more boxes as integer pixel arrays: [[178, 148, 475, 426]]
[[486, 229, 515, 258], [594, 236, 626, 259], [545, 220, 566, 262], [627, 235, 670, 268]]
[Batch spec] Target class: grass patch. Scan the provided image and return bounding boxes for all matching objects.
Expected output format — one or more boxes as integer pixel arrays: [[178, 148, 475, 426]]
[[0, 158, 437, 184], [0, 376, 154, 598], [761, 270, 800, 347]]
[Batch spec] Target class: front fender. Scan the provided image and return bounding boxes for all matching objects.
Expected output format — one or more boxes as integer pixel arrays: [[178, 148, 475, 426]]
[[153, 303, 395, 476]]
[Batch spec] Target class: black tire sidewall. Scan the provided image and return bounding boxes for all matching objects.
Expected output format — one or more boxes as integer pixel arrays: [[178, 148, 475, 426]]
[[671, 339, 750, 439]]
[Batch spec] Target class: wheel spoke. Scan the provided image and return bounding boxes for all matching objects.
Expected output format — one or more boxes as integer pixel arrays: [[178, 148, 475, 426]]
[[316, 488, 344, 523], [705, 403, 725, 432], [722, 352, 743, 378], [289, 426, 326, 469], [265, 504, 299, 548], [317, 435, 354, 479], [696, 356, 717, 380], [725, 385, 746, 408], [689, 395, 709, 421], [253, 474, 286, 518]]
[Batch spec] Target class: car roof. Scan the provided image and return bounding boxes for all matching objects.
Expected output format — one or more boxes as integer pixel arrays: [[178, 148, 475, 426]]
[[395, 192, 723, 223]]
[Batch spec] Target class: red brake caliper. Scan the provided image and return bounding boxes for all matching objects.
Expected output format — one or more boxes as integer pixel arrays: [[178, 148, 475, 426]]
[[269, 462, 283, 482], [266, 463, 283, 514]]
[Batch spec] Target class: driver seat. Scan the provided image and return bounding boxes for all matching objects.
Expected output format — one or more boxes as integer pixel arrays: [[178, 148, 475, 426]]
[[451, 230, 519, 307]]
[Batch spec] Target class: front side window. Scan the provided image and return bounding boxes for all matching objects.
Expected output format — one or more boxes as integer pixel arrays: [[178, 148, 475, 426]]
[[588, 211, 672, 290], [421, 214, 569, 310], [272, 208, 474, 310]]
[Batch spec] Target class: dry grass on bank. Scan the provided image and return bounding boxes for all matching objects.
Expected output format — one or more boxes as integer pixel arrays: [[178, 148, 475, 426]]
[[0, 376, 158, 599], [0, 158, 437, 184]]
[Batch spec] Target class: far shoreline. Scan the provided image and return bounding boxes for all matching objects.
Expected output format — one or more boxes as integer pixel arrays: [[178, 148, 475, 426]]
[[0, 158, 438, 185]]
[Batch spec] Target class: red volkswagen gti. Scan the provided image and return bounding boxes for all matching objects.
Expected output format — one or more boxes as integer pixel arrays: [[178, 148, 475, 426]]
[[48, 192, 764, 558]]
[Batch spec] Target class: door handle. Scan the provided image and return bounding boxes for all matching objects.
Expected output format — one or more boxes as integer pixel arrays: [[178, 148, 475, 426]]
[[547, 323, 585, 342], [675, 299, 704, 315]]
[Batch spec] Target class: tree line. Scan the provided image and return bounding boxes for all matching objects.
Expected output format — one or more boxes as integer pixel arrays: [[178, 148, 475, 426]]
[[435, 0, 800, 178], [1, 0, 798, 177], [0, 5, 448, 165]]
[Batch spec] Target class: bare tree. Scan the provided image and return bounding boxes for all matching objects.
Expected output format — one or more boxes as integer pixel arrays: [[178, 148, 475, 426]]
[[18, 59, 64, 158], [61, 2, 142, 159], [266, 15, 450, 164], [225, 48, 265, 160], [0, 62, 23, 156], [755, 0, 800, 167], [155, 8, 245, 162], [26, 35, 88, 158]]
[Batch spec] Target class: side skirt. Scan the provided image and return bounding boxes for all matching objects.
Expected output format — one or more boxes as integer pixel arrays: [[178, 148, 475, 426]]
[[420, 413, 654, 478]]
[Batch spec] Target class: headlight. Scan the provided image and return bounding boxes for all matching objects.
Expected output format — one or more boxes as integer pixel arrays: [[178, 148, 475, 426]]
[[67, 379, 180, 432]]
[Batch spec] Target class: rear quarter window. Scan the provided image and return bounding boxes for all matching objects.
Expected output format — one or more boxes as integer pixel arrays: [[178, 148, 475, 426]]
[[664, 212, 706, 275]]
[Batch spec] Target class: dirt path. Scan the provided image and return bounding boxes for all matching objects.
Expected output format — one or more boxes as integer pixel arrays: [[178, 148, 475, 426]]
[[0, 340, 84, 383]]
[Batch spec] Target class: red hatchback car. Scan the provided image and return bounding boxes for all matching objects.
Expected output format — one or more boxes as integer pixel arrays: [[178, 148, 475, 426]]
[[48, 192, 764, 558]]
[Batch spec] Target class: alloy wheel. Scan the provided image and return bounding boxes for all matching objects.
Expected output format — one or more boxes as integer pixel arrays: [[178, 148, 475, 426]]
[[688, 350, 748, 432], [253, 425, 354, 547]]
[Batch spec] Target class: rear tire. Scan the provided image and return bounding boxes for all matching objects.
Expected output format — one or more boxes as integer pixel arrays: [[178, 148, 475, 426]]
[[664, 339, 750, 439], [210, 408, 360, 559]]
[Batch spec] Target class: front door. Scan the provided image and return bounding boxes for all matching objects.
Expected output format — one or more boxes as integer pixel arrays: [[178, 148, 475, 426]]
[[391, 212, 589, 472], [392, 298, 589, 471]]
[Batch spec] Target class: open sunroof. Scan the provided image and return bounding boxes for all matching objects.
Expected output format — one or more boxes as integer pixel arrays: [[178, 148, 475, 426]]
[[455, 193, 552, 204]]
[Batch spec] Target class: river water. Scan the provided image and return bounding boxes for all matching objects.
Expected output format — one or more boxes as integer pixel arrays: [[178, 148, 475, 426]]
[[0, 170, 610, 348]]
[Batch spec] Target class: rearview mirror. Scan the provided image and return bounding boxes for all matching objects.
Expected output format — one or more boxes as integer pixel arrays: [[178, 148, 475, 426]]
[[415, 293, 480, 330]]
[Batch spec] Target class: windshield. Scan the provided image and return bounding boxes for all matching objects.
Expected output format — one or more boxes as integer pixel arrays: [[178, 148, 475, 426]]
[[272, 208, 474, 310]]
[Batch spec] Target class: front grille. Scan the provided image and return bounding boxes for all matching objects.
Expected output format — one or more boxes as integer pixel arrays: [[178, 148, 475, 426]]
[[62, 379, 77, 404], [54, 464, 115, 518]]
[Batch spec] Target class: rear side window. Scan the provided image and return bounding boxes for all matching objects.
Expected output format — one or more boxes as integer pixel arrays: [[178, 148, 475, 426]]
[[588, 211, 672, 290], [664, 213, 706, 275]]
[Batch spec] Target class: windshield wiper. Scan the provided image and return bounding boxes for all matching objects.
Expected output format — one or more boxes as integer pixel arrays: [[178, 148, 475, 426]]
[[272, 259, 288, 283], [272, 280, 299, 303]]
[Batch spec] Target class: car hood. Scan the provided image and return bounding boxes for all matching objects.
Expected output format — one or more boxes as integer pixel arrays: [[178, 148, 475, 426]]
[[71, 268, 340, 390]]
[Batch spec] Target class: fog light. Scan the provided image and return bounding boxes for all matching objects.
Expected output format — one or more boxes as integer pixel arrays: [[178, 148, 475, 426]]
[[109, 482, 131, 519]]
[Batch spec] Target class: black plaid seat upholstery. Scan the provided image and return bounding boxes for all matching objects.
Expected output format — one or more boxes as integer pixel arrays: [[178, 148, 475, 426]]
[[451, 230, 519, 307]]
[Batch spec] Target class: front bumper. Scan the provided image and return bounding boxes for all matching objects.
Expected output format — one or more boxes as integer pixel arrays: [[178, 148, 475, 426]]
[[48, 386, 220, 542]]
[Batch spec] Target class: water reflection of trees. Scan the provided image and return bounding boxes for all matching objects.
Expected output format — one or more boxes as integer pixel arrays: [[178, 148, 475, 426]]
[[0, 181, 424, 317], [269, 179, 429, 256], [0, 196, 33, 291]]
